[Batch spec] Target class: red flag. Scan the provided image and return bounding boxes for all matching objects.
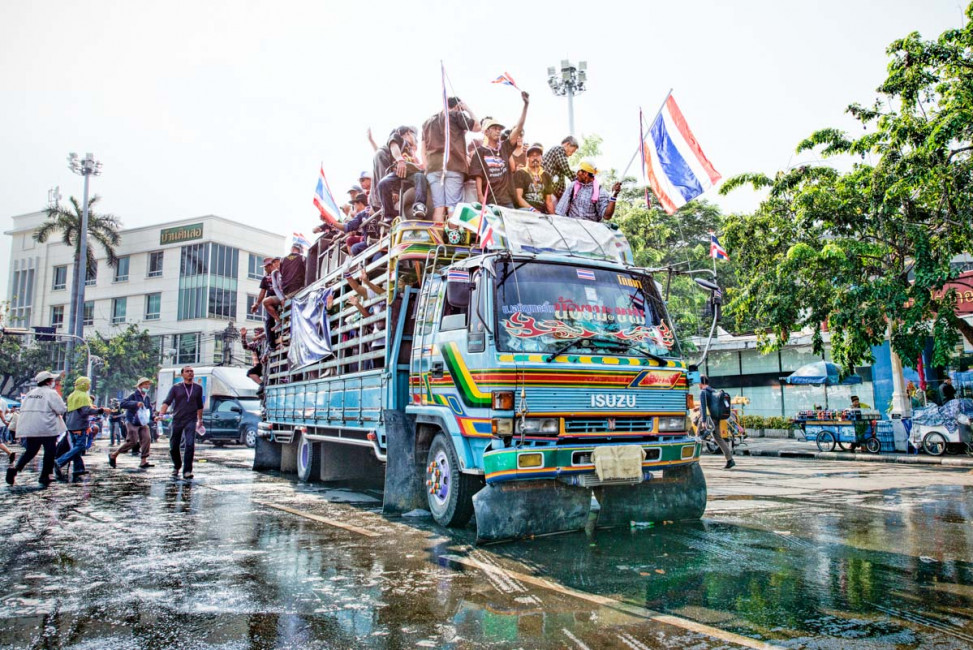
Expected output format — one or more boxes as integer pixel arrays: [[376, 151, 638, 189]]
[[917, 355, 926, 391]]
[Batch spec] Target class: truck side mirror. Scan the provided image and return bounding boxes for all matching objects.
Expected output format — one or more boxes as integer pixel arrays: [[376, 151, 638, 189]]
[[446, 279, 471, 309], [230, 405, 242, 413]]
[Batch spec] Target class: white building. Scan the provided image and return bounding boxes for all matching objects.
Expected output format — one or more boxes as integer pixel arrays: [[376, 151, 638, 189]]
[[5, 212, 285, 369]]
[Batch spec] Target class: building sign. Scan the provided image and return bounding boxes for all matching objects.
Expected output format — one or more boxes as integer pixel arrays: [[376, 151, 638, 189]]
[[160, 223, 203, 245], [942, 271, 973, 316]]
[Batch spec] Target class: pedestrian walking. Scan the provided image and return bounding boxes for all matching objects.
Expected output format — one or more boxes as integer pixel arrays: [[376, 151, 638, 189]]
[[109, 377, 155, 470], [156, 366, 204, 480], [6, 371, 66, 487], [699, 375, 736, 469], [108, 400, 125, 445], [54, 377, 107, 481], [941, 377, 957, 403]]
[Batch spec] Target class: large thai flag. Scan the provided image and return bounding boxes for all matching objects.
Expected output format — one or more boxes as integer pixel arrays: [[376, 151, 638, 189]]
[[313, 165, 342, 225], [643, 94, 721, 214]]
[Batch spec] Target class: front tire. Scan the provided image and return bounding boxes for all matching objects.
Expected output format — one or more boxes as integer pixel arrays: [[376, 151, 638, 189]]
[[243, 425, 257, 449], [923, 432, 947, 457], [425, 433, 477, 528], [296, 434, 320, 482], [816, 430, 836, 452], [864, 436, 881, 454]]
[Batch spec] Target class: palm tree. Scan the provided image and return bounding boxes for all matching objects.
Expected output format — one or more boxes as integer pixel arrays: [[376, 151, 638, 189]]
[[34, 194, 122, 335]]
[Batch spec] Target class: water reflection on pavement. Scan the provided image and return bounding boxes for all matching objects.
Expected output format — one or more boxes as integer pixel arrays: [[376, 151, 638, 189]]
[[1, 447, 972, 649]]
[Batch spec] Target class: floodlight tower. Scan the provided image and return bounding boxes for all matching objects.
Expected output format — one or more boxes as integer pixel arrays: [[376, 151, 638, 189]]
[[66, 152, 102, 371], [547, 60, 587, 137]]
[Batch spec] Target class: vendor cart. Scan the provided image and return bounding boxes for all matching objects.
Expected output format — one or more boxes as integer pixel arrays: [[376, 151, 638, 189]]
[[909, 398, 973, 456], [793, 409, 883, 453]]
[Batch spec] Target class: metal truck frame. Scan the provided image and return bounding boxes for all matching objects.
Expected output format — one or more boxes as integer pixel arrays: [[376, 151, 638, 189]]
[[254, 205, 711, 541]]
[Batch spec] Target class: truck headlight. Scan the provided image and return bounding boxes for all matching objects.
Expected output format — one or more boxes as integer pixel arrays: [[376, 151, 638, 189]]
[[515, 418, 559, 434], [658, 416, 687, 432]]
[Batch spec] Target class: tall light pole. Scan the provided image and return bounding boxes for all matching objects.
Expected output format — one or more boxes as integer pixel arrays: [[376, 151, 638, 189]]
[[66, 152, 102, 373], [547, 60, 587, 137]]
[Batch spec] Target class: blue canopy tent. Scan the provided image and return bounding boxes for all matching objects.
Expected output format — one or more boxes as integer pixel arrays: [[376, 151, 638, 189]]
[[784, 361, 862, 409], [1, 396, 21, 410]]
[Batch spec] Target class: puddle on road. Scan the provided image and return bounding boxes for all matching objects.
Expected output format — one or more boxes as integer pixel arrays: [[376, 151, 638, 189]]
[[2, 450, 973, 649]]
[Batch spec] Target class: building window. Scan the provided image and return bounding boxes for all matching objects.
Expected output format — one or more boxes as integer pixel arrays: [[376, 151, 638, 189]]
[[150, 335, 166, 363], [213, 338, 224, 365], [9, 266, 35, 328], [51, 305, 65, 329], [175, 332, 200, 364], [247, 253, 265, 280], [245, 294, 265, 322], [208, 286, 237, 320], [83, 301, 94, 326], [145, 293, 161, 321], [52, 265, 68, 291], [178, 243, 239, 321], [85, 262, 97, 286], [148, 251, 164, 278], [111, 297, 127, 324], [114, 256, 130, 282]]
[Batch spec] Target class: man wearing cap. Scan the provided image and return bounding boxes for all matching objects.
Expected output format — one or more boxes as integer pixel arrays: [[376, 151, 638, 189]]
[[513, 143, 556, 214], [109, 377, 155, 469], [6, 371, 66, 487], [263, 244, 306, 324], [422, 98, 481, 222], [469, 91, 530, 209], [359, 171, 372, 197], [543, 136, 580, 200], [157, 366, 204, 479], [320, 193, 374, 255], [555, 162, 623, 222], [240, 327, 268, 386], [377, 129, 429, 221]]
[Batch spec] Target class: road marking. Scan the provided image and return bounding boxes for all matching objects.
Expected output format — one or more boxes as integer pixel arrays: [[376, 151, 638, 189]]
[[617, 631, 651, 650], [562, 628, 592, 650], [254, 500, 381, 538], [444, 555, 783, 650]]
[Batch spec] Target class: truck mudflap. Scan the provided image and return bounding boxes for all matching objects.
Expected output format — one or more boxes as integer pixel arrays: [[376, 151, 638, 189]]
[[593, 462, 707, 527], [252, 432, 282, 471], [473, 480, 592, 543], [382, 409, 426, 515]]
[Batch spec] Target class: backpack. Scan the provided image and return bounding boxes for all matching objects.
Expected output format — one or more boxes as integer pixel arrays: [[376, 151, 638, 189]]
[[708, 389, 732, 421]]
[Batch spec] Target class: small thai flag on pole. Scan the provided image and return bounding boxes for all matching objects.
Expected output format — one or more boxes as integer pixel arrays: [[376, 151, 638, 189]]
[[491, 72, 519, 89], [709, 231, 729, 260], [292, 233, 311, 250], [441, 61, 450, 182], [313, 165, 343, 226], [643, 93, 721, 215]]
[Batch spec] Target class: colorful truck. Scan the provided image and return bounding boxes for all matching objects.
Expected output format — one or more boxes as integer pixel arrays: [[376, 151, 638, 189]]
[[254, 205, 715, 541]]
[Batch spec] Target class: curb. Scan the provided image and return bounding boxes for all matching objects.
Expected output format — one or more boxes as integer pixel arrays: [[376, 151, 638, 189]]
[[739, 447, 973, 468]]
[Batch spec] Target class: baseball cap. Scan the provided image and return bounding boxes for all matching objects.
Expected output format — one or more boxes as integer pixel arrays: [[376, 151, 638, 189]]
[[35, 370, 57, 384], [359, 171, 372, 180], [526, 142, 544, 155], [262, 256, 275, 266], [353, 193, 368, 205], [348, 184, 363, 194], [579, 161, 598, 174]]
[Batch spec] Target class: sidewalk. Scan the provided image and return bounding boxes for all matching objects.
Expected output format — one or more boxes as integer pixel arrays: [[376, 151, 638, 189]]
[[734, 436, 973, 468]]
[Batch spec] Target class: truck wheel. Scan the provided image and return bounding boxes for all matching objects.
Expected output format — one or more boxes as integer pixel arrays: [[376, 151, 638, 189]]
[[243, 425, 257, 449], [296, 434, 320, 482], [425, 433, 476, 528]]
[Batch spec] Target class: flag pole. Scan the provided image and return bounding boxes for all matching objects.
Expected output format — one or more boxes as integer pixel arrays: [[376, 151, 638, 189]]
[[621, 88, 673, 179]]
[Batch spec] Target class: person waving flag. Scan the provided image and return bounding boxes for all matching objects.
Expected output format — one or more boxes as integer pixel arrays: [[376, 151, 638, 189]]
[[313, 165, 342, 225]]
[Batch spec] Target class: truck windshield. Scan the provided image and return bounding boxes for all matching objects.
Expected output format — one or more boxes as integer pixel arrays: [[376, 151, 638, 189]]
[[495, 262, 677, 358]]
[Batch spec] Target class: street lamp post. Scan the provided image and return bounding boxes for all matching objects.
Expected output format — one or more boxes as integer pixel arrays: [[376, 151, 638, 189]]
[[66, 153, 102, 373], [547, 60, 588, 137]]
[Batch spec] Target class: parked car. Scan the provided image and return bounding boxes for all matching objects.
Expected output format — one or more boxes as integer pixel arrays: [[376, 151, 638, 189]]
[[157, 366, 260, 448]]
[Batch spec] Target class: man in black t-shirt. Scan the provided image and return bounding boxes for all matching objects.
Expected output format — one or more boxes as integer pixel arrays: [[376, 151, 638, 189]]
[[469, 91, 530, 208], [513, 143, 556, 213], [157, 366, 205, 480]]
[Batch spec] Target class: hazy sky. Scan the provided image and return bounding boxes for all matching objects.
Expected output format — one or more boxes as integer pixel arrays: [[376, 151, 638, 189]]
[[1, 1, 967, 300]]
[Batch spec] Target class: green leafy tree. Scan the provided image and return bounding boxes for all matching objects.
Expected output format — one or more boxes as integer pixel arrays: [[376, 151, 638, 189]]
[[33, 195, 122, 335], [0, 303, 56, 396], [66, 324, 160, 399], [719, 7, 973, 371]]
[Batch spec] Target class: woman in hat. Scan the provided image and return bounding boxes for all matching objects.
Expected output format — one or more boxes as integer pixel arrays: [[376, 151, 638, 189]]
[[54, 376, 107, 481], [109, 377, 155, 469], [6, 371, 67, 487]]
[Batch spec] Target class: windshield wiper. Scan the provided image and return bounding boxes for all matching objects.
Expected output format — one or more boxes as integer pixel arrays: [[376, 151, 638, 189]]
[[545, 338, 587, 362], [544, 336, 630, 362]]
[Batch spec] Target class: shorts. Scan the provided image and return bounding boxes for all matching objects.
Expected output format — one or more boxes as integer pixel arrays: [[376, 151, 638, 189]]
[[426, 170, 465, 209], [248, 363, 263, 378]]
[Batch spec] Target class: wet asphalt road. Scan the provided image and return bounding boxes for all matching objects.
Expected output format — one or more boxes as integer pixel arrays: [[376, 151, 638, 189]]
[[2, 444, 973, 649]]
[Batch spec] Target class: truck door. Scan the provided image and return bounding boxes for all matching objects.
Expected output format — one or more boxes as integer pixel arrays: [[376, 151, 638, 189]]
[[411, 275, 444, 404]]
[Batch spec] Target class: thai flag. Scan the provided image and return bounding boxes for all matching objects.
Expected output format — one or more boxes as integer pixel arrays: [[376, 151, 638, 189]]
[[709, 232, 729, 260], [441, 61, 450, 179], [313, 165, 342, 226], [447, 269, 469, 283], [491, 72, 519, 89], [577, 269, 596, 281], [292, 233, 311, 250], [478, 209, 496, 248], [643, 94, 721, 214]]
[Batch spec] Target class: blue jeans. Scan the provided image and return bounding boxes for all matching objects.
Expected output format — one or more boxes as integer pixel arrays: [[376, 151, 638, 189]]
[[56, 432, 89, 473], [378, 171, 428, 219], [169, 420, 196, 474], [426, 170, 465, 209]]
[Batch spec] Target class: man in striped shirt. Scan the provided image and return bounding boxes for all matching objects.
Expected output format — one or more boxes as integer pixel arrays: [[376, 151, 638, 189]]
[[542, 135, 579, 200]]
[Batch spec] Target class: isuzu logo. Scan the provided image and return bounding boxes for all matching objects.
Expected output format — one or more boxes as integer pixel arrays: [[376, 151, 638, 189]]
[[590, 394, 637, 408]]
